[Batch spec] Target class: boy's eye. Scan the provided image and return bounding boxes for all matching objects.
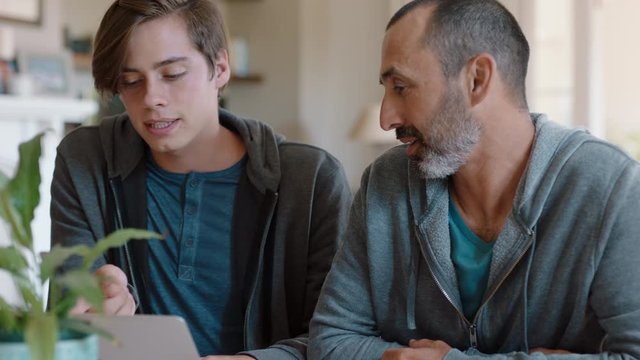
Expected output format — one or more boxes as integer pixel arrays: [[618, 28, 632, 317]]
[[119, 76, 142, 88], [164, 72, 186, 80]]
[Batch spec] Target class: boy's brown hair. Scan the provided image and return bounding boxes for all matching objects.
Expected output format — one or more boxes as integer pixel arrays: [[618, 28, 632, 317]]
[[92, 0, 228, 97]]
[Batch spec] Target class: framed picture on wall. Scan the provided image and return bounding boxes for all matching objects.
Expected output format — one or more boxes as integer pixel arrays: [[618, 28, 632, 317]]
[[0, 0, 43, 25], [18, 51, 74, 97]]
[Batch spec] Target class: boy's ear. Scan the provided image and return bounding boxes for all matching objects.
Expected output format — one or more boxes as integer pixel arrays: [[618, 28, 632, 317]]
[[213, 49, 231, 88], [465, 52, 495, 107]]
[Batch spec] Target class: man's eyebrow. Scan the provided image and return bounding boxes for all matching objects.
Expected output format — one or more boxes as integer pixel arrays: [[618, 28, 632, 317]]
[[379, 67, 398, 84], [121, 56, 189, 72]]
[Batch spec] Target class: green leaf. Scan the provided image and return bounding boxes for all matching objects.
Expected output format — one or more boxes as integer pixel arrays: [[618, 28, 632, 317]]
[[0, 171, 7, 221], [12, 274, 41, 311], [0, 169, 8, 191], [54, 270, 103, 312], [7, 133, 44, 245], [25, 312, 57, 360], [83, 229, 161, 269], [0, 189, 29, 248], [0, 245, 28, 275], [40, 244, 90, 282], [0, 297, 18, 332], [50, 291, 78, 319]]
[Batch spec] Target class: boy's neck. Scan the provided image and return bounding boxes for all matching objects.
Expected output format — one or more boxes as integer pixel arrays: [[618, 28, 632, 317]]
[[151, 124, 246, 174]]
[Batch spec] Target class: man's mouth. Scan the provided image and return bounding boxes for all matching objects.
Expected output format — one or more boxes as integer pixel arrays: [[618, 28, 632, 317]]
[[397, 136, 418, 146]]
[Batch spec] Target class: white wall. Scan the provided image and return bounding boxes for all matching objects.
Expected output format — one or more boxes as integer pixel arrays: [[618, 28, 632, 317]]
[[603, 0, 640, 156], [222, 0, 390, 188], [299, 0, 388, 188], [61, 0, 112, 38], [0, 0, 63, 54], [224, 0, 301, 139]]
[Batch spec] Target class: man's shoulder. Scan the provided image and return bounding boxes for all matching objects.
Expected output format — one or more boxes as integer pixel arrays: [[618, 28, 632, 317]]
[[564, 132, 637, 172]]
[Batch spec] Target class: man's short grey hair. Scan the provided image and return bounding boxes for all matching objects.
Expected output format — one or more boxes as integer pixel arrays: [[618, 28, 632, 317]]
[[387, 0, 530, 109]]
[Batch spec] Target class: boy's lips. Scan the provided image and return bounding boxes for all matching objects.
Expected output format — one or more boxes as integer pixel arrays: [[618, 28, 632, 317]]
[[145, 118, 180, 134], [147, 120, 178, 129]]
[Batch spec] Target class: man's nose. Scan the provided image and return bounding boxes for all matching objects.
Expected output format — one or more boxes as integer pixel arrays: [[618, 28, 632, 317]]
[[379, 97, 402, 131]]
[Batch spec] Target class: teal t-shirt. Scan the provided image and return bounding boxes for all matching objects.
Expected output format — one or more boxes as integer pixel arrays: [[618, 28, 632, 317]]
[[449, 195, 494, 321], [145, 154, 248, 356]]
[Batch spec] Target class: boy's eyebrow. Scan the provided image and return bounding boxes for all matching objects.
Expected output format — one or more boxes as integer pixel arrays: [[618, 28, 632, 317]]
[[121, 56, 189, 72]]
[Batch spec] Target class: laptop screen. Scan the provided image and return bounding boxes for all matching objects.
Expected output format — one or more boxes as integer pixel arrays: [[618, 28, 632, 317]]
[[76, 314, 200, 360]]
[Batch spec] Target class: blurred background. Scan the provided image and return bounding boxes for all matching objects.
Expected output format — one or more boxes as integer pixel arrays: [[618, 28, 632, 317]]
[[1, 0, 639, 183], [0, 0, 638, 263]]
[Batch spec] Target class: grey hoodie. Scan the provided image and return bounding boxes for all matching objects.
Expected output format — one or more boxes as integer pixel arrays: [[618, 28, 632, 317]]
[[309, 114, 640, 359], [51, 109, 352, 359]]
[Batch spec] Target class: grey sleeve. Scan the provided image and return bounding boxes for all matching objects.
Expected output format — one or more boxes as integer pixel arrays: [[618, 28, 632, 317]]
[[50, 149, 106, 272], [309, 168, 402, 360]]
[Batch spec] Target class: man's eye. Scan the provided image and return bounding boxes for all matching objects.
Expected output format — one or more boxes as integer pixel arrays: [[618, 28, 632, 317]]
[[393, 85, 406, 94]]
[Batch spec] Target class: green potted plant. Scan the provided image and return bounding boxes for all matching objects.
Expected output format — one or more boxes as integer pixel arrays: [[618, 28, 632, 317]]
[[0, 133, 159, 360]]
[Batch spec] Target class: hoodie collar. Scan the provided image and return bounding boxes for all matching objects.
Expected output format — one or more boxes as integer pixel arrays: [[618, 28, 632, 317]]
[[99, 109, 284, 194], [513, 113, 588, 230]]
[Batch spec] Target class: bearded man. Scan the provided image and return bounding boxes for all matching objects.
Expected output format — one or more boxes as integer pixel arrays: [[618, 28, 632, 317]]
[[308, 1, 640, 360]]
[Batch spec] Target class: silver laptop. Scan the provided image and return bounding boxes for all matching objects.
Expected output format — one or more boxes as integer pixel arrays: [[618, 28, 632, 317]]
[[76, 314, 200, 360]]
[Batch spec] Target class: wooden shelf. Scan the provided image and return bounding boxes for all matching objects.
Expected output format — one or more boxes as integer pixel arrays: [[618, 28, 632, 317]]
[[72, 53, 92, 71], [0, 94, 98, 120]]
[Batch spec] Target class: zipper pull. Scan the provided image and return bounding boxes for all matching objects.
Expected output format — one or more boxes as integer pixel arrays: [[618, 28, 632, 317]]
[[469, 324, 478, 349]]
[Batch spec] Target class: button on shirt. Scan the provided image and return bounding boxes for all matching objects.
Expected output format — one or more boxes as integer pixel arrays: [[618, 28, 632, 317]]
[[146, 155, 248, 356]]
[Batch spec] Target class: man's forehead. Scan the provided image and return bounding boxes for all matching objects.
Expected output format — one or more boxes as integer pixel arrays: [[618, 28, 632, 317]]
[[385, 4, 434, 44]]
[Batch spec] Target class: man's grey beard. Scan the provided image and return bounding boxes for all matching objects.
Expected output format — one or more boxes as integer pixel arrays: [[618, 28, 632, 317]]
[[398, 86, 481, 179], [415, 128, 478, 179]]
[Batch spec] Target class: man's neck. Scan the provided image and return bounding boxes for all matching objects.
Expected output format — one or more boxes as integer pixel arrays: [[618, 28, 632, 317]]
[[449, 110, 534, 242], [152, 124, 246, 174]]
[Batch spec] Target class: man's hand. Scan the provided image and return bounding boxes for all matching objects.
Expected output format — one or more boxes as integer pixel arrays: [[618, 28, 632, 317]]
[[201, 356, 254, 360], [529, 348, 572, 355], [69, 264, 136, 315], [382, 339, 451, 360]]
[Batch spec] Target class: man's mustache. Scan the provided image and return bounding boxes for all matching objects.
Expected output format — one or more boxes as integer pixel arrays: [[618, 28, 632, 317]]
[[396, 126, 422, 140]]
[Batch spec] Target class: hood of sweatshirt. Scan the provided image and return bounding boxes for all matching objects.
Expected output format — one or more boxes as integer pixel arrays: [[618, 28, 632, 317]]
[[98, 108, 285, 194], [402, 114, 592, 335]]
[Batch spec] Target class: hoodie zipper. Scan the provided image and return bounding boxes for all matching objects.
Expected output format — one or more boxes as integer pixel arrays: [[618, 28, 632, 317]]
[[415, 225, 473, 342], [468, 324, 478, 348], [109, 176, 147, 314], [416, 224, 534, 349]]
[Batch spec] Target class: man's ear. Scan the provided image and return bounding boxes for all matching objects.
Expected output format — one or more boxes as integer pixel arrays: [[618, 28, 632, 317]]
[[212, 49, 231, 88], [464, 53, 495, 107]]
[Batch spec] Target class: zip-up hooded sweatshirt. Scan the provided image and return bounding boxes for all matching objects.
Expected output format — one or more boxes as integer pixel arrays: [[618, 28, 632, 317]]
[[309, 114, 640, 359], [51, 109, 352, 360]]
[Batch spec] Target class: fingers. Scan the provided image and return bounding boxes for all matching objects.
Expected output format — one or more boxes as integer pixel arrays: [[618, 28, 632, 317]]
[[69, 298, 91, 315], [382, 348, 427, 360], [529, 348, 572, 355], [102, 290, 136, 315], [95, 264, 128, 287], [409, 339, 435, 348], [95, 264, 135, 315]]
